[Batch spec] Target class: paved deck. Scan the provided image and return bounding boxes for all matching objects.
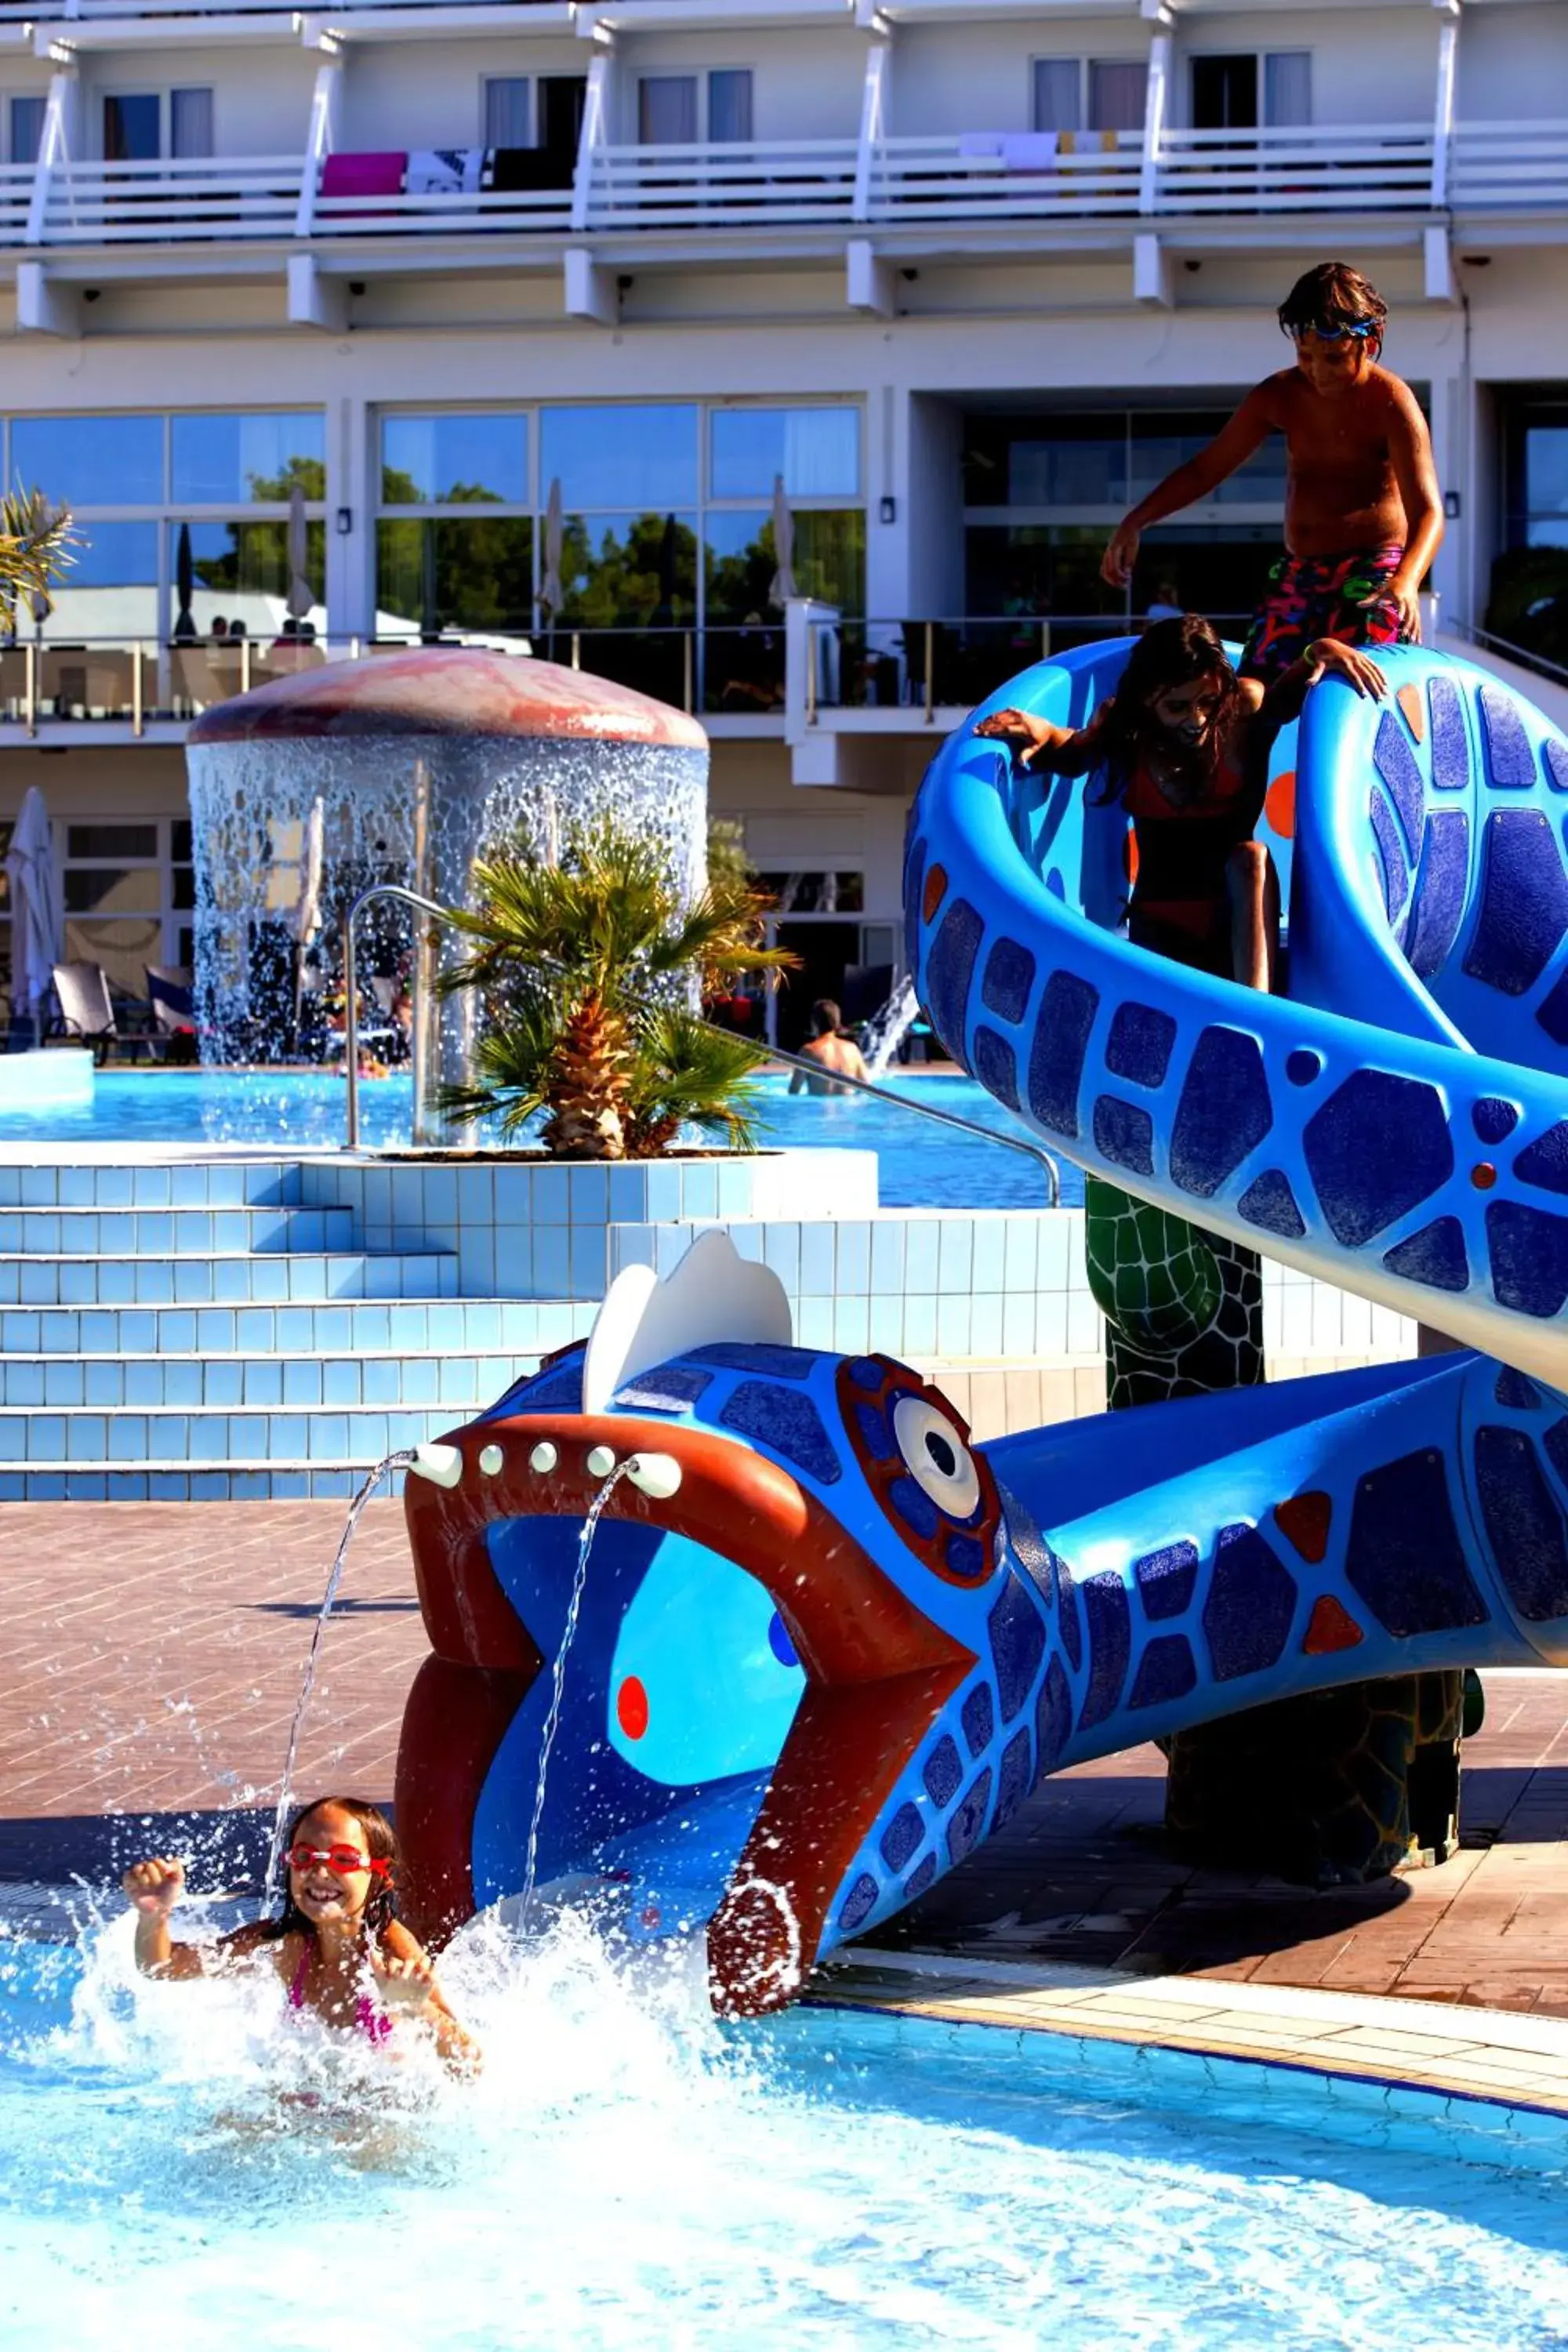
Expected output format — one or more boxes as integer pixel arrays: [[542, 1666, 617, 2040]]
[[2, 1501, 1566, 2022]]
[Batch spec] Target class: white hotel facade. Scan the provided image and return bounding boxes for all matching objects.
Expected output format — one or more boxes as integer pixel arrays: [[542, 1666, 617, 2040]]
[[0, 0, 1562, 1039]]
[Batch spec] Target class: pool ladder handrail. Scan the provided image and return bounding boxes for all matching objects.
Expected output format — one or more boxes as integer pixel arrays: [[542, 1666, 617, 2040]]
[[341, 887, 1062, 1205]]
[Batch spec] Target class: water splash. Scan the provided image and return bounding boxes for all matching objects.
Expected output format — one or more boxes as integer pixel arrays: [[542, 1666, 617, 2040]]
[[861, 977, 920, 1080], [263, 1447, 416, 1895], [521, 1461, 632, 1925]]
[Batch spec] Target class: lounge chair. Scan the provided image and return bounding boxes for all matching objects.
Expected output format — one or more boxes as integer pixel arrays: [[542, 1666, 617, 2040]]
[[49, 961, 154, 1065], [145, 965, 199, 1063]]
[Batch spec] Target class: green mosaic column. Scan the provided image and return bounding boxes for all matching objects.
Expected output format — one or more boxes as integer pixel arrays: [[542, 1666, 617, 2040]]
[[1085, 1174, 1465, 1884]]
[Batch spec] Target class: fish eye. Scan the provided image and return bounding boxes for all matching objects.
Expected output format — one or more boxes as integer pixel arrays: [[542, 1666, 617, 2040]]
[[892, 1396, 981, 1519]]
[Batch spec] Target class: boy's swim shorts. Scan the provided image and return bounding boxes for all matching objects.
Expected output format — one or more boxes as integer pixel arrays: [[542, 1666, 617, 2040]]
[[1239, 545, 1407, 684]]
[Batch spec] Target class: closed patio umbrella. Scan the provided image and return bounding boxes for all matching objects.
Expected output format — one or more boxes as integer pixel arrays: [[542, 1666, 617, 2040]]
[[539, 476, 564, 619], [174, 522, 197, 644], [768, 471, 797, 608], [4, 785, 60, 1044], [289, 796, 325, 1052], [285, 480, 313, 625]]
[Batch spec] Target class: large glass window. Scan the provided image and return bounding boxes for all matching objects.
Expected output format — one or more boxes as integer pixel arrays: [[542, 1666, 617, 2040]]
[[1033, 60, 1082, 134], [705, 509, 864, 621], [540, 405, 697, 510], [484, 76, 532, 149], [376, 517, 535, 641], [381, 413, 528, 506], [1088, 60, 1147, 132], [710, 408, 859, 500], [9, 96, 43, 166], [103, 93, 160, 163], [169, 519, 325, 636], [13, 414, 163, 507], [172, 413, 326, 506]]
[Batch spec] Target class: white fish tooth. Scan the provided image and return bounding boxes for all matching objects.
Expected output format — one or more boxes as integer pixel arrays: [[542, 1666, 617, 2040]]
[[410, 1442, 463, 1489], [586, 1444, 618, 1479], [627, 1452, 683, 1500], [478, 1443, 503, 1477], [529, 1441, 558, 1475]]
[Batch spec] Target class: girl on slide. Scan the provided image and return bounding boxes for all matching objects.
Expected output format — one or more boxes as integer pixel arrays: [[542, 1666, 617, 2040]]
[[122, 1793, 480, 2073], [976, 612, 1385, 993]]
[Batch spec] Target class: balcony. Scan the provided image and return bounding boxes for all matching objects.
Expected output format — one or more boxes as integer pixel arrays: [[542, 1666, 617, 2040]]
[[42, 155, 301, 245], [1152, 123, 1436, 219], [869, 130, 1142, 226], [584, 136, 861, 234]]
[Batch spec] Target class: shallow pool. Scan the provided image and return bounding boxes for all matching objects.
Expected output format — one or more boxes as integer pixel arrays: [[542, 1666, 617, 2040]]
[[2, 1904, 1565, 2349], [0, 1070, 1082, 1212]]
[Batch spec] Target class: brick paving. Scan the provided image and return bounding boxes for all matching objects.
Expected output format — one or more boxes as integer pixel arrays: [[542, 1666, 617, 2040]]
[[2, 1501, 1566, 2016]]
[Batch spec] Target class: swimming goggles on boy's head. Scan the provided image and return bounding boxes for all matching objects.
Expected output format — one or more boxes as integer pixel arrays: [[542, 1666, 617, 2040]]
[[285, 1842, 390, 1878], [1294, 318, 1379, 344]]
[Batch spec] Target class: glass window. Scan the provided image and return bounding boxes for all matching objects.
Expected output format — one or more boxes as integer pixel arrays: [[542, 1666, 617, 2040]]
[[69, 520, 160, 586], [103, 93, 160, 162], [1131, 413, 1286, 505], [1088, 60, 1147, 133], [169, 518, 325, 637], [484, 77, 532, 149], [9, 96, 43, 166], [172, 413, 326, 506], [555, 511, 697, 627], [64, 916, 160, 993], [170, 88, 212, 159], [375, 516, 535, 638], [706, 508, 863, 618], [709, 70, 753, 143], [540, 405, 697, 510], [381, 413, 528, 506], [1033, 60, 1082, 133], [13, 415, 163, 506], [1007, 426, 1127, 507], [67, 823, 158, 859], [1524, 423, 1568, 519], [710, 408, 859, 501], [64, 867, 161, 914], [640, 76, 697, 144], [1264, 53, 1312, 129]]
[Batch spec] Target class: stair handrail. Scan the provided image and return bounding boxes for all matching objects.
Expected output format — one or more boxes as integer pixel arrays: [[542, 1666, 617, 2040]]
[[341, 886, 1061, 1203]]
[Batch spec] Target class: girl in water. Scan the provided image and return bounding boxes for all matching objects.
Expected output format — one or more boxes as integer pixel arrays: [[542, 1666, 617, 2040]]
[[976, 613, 1385, 991], [122, 1794, 480, 2073]]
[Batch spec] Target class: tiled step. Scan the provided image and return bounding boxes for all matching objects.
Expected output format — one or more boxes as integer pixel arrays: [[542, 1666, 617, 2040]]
[[0, 1462, 414, 1503], [0, 1161, 304, 1209], [0, 1205, 358, 1255], [0, 1401, 471, 1467], [0, 1250, 458, 1307], [0, 1298, 587, 1356], [0, 1352, 537, 1410]]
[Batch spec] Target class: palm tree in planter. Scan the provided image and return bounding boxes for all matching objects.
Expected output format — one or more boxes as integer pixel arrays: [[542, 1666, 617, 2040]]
[[438, 818, 795, 1160]]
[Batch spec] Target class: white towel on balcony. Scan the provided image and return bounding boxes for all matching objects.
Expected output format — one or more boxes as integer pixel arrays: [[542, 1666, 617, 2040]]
[[958, 132, 1004, 160], [1000, 132, 1059, 172], [406, 149, 484, 197]]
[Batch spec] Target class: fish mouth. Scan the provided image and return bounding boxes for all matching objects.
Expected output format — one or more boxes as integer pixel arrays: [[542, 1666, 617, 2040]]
[[403, 1412, 975, 2013]]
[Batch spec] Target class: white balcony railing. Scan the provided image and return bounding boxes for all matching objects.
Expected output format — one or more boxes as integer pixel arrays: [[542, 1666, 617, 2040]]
[[44, 154, 302, 245], [0, 162, 34, 245], [1450, 122, 1568, 212], [869, 129, 1143, 222], [1152, 122, 1436, 216], [586, 137, 862, 231], [313, 183, 575, 239]]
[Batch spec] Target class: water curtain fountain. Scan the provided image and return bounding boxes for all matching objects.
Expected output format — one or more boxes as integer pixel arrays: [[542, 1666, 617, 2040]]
[[186, 648, 710, 1135]]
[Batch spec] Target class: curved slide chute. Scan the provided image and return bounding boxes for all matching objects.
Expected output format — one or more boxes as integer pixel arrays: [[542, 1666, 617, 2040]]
[[394, 644, 1568, 2014]]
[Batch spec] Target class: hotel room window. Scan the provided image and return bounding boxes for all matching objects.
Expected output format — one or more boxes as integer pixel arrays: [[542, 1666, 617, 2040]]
[[639, 71, 753, 144]]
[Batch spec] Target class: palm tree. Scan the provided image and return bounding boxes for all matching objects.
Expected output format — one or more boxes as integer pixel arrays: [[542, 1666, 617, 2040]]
[[0, 489, 78, 630], [439, 818, 796, 1159]]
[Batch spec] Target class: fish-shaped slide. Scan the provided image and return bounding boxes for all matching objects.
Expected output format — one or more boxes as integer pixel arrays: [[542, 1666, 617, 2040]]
[[394, 642, 1568, 2014]]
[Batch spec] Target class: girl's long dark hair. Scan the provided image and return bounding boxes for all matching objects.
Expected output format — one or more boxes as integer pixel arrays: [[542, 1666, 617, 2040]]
[[262, 1795, 400, 1944], [1091, 615, 1247, 808]]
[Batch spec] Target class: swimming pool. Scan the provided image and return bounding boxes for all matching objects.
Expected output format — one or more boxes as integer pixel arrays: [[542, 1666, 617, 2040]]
[[2, 1905, 1565, 2349], [0, 1071, 1083, 1212]]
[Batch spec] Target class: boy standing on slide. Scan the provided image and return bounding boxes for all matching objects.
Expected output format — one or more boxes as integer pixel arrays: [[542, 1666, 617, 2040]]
[[1101, 261, 1443, 683]]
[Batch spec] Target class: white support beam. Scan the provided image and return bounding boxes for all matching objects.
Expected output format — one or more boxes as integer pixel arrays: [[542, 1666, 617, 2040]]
[[296, 56, 342, 240], [571, 45, 614, 233], [847, 238, 895, 318], [16, 261, 79, 338], [1431, 4, 1458, 209], [1140, 28, 1169, 215], [564, 246, 615, 325], [852, 34, 890, 220], [287, 252, 348, 332], [1134, 231, 1172, 307], [1424, 223, 1457, 303], [25, 67, 76, 248]]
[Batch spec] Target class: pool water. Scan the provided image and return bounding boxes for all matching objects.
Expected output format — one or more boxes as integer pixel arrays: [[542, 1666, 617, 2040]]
[[2, 1904, 1565, 2350], [0, 1070, 1082, 1211]]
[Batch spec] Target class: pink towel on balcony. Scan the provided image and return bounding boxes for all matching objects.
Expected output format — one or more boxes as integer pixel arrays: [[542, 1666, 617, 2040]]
[[321, 151, 407, 201]]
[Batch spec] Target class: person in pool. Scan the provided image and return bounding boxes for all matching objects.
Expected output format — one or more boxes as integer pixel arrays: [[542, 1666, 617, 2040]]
[[122, 1794, 480, 2073], [1100, 262, 1443, 684], [975, 612, 1386, 990]]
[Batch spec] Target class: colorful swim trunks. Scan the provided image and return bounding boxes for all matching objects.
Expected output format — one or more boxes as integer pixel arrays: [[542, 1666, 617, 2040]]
[[1239, 546, 1407, 684]]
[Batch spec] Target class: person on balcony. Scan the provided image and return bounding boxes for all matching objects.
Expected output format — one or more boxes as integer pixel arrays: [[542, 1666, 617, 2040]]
[[1100, 263, 1443, 683]]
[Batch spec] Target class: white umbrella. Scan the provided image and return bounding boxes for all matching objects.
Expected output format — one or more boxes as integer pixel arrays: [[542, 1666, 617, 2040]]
[[539, 476, 564, 617], [285, 480, 313, 624], [4, 785, 60, 1043], [293, 797, 325, 947], [768, 471, 797, 608]]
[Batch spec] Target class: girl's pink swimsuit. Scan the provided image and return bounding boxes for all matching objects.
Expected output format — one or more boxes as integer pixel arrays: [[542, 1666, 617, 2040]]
[[288, 1944, 393, 2045]]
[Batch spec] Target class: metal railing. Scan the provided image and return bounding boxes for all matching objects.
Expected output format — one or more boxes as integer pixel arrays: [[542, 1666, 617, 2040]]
[[342, 887, 1061, 1203], [803, 613, 1256, 722]]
